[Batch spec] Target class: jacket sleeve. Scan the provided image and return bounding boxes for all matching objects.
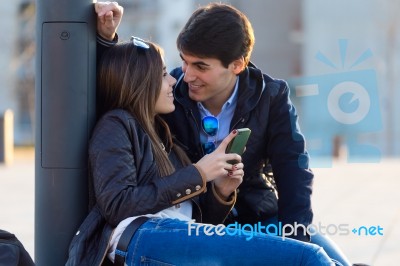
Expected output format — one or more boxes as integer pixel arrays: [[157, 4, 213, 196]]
[[90, 112, 206, 227], [266, 80, 314, 241], [96, 34, 118, 67]]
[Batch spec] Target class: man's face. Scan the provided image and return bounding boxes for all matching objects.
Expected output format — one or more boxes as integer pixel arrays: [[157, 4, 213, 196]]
[[180, 51, 240, 111]]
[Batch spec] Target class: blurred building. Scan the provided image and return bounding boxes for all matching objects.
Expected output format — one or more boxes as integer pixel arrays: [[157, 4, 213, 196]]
[[115, 0, 193, 68], [0, 3, 20, 143], [0, 0, 35, 146], [295, 0, 400, 163], [1, 0, 399, 159]]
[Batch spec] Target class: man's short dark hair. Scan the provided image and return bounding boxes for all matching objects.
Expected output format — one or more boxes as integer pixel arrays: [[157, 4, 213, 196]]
[[177, 3, 255, 68]]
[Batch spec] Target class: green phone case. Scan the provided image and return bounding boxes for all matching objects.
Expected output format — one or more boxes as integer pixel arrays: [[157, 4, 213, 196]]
[[226, 128, 251, 163]]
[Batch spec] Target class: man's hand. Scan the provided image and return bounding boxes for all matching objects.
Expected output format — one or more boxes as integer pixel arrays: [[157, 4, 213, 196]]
[[94, 1, 123, 41]]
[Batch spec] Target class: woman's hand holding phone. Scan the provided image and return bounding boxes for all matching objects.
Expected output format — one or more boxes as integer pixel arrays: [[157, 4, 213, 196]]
[[213, 128, 251, 199]]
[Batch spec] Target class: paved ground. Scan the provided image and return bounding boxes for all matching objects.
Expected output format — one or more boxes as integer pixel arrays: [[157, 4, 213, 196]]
[[1, 147, 399, 265], [312, 157, 400, 265]]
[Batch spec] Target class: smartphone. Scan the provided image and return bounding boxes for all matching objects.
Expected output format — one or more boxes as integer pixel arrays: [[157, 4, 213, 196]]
[[226, 128, 251, 164]]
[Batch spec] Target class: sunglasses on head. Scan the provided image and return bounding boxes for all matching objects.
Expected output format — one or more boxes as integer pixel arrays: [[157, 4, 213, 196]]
[[130, 36, 150, 49], [201, 116, 219, 154]]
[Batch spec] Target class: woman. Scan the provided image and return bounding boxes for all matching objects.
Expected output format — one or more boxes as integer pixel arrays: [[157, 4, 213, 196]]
[[66, 37, 333, 265]]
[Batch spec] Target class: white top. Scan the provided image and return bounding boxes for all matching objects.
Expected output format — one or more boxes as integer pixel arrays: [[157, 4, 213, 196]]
[[107, 200, 193, 262]]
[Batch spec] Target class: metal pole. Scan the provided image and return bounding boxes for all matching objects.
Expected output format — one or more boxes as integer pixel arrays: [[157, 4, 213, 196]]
[[0, 109, 14, 165], [35, 0, 96, 264]]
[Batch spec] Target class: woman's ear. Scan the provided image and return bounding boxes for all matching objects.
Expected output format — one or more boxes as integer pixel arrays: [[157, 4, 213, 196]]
[[231, 57, 245, 75]]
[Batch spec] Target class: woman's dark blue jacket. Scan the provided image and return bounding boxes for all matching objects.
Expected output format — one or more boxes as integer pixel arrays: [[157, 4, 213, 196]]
[[66, 110, 235, 265]]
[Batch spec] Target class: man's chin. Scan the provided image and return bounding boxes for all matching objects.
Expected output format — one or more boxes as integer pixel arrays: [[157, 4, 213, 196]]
[[188, 90, 203, 102]]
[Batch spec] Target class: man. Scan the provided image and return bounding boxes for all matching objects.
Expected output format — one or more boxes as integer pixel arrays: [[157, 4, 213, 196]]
[[170, 3, 311, 237], [95, 2, 351, 265]]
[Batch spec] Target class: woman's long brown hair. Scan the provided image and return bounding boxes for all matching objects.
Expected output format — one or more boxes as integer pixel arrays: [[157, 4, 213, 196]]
[[97, 40, 190, 176]]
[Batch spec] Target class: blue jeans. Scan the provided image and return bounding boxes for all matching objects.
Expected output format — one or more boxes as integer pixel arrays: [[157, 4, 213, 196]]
[[124, 218, 333, 265], [262, 216, 351, 266], [310, 231, 351, 266]]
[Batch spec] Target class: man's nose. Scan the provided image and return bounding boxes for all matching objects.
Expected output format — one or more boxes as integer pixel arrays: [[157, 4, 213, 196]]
[[183, 65, 195, 83]]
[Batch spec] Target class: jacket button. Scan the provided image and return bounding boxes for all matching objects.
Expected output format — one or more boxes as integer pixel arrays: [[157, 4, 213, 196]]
[[195, 185, 201, 191], [185, 189, 191, 195], [176, 193, 181, 198]]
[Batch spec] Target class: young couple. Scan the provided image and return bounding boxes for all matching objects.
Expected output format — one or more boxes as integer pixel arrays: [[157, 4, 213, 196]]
[[66, 2, 352, 265]]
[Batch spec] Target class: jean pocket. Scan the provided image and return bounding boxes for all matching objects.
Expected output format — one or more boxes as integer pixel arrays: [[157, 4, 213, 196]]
[[140, 256, 175, 266]]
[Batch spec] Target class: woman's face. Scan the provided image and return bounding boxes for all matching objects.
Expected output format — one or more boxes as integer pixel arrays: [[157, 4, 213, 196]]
[[155, 65, 177, 114]]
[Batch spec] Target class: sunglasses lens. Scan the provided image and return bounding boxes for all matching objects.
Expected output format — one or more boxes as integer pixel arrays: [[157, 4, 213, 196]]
[[130, 36, 150, 49], [202, 142, 216, 154], [202, 116, 218, 136]]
